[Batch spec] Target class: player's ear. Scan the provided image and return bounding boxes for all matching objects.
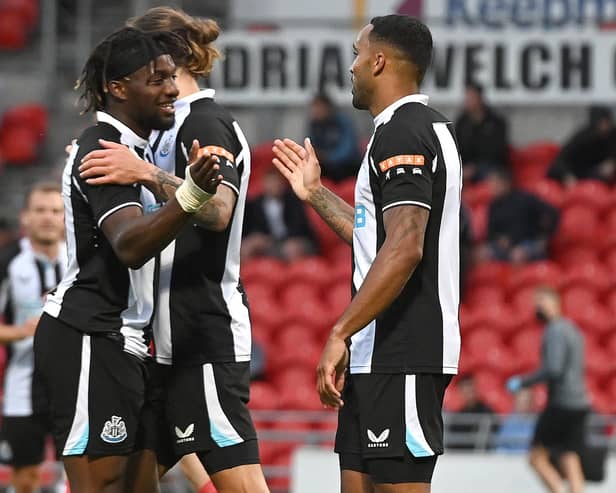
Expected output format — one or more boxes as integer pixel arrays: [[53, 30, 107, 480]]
[[372, 50, 385, 76], [107, 80, 128, 102]]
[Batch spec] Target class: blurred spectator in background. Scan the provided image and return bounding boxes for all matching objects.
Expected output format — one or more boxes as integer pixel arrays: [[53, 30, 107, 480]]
[[242, 167, 317, 261], [494, 388, 536, 453], [507, 287, 590, 493], [0, 217, 18, 251], [459, 204, 473, 301], [548, 105, 616, 186], [455, 83, 509, 182], [482, 169, 559, 263], [307, 92, 360, 182], [448, 373, 496, 450]]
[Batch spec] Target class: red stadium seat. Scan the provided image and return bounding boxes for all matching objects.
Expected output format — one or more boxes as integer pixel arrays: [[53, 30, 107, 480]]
[[464, 284, 505, 308], [462, 182, 493, 208], [471, 303, 519, 336], [522, 141, 560, 168], [564, 180, 611, 213], [0, 124, 37, 163], [278, 293, 334, 332], [334, 178, 356, 205], [507, 261, 563, 293], [326, 242, 352, 266], [443, 385, 464, 412], [285, 256, 332, 286], [0, 10, 27, 49], [466, 261, 512, 289], [604, 289, 616, 316], [279, 380, 322, 410], [459, 304, 481, 334], [1, 103, 48, 140], [249, 292, 283, 332], [306, 206, 344, 253], [584, 339, 614, 378], [512, 142, 558, 186], [553, 246, 597, 267], [280, 281, 321, 308], [522, 179, 564, 209], [468, 203, 488, 242], [464, 326, 503, 351], [511, 328, 542, 364], [566, 303, 612, 338], [561, 261, 611, 294], [553, 206, 599, 248], [249, 381, 280, 410], [561, 287, 599, 315], [241, 257, 287, 290], [0, 0, 38, 28], [326, 281, 351, 319]]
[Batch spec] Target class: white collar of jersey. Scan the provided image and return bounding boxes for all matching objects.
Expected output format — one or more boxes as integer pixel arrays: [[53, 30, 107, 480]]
[[175, 88, 216, 109], [373, 94, 429, 127], [96, 111, 149, 149]]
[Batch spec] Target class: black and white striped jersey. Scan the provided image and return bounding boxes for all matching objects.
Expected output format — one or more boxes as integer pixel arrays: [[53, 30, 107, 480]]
[[149, 89, 251, 365], [0, 239, 66, 416], [350, 94, 461, 375], [44, 112, 155, 361]]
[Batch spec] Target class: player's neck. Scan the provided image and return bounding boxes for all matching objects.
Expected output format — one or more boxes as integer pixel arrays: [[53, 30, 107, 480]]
[[370, 82, 420, 118], [30, 240, 59, 262], [176, 73, 200, 99]]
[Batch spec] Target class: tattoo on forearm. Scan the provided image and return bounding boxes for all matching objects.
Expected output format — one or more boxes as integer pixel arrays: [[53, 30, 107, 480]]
[[151, 170, 182, 203], [310, 186, 355, 245], [149, 169, 223, 229]]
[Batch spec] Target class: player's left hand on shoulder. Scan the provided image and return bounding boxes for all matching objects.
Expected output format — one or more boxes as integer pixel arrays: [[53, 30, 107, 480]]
[[79, 139, 145, 185]]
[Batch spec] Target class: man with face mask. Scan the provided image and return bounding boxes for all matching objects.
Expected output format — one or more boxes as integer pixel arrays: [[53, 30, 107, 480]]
[[507, 286, 590, 493]]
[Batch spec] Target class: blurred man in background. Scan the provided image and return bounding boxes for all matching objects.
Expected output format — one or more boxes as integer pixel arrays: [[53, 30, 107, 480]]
[[448, 374, 495, 450], [494, 388, 536, 453], [0, 182, 66, 493], [548, 105, 616, 186], [483, 169, 559, 263], [455, 83, 509, 182], [242, 167, 317, 262], [507, 287, 590, 493], [308, 92, 361, 182]]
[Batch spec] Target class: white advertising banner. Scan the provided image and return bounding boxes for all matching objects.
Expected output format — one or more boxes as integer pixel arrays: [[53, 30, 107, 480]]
[[210, 27, 615, 106]]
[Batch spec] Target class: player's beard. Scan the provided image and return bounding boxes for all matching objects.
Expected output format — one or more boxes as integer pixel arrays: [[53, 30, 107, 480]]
[[351, 82, 369, 110], [148, 112, 176, 131]]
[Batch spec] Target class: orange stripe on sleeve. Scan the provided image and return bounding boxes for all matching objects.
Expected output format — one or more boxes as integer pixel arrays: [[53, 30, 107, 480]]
[[378, 154, 424, 172], [199, 146, 235, 163]]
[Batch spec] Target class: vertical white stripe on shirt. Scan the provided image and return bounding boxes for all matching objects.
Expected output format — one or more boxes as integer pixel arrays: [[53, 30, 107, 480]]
[[63, 335, 91, 456], [432, 123, 462, 374], [219, 121, 252, 363], [202, 364, 243, 447], [349, 147, 377, 374], [44, 146, 81, 318], [404, 374, 435, 457], [153, 241, 175, 365]]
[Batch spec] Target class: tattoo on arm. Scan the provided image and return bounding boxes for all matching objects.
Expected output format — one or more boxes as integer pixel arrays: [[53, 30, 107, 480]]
[[148, 169, 226, 230], [309, 186, 355, 245]]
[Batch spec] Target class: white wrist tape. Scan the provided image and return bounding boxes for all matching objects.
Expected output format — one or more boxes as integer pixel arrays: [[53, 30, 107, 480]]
[[175, 164, 214, 213]]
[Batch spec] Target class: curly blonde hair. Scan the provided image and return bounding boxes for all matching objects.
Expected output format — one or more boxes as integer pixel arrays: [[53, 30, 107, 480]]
[[127, 6, 221, 79]]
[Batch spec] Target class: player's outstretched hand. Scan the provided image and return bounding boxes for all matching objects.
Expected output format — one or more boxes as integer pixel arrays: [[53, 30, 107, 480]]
[[79, 139, 151, 185], [188, 140, 223, 195], [272, 138, 321, 202], [317, 334, 349, 409]]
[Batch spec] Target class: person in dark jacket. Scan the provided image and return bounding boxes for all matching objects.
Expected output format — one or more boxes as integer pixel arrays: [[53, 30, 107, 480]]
[[242, 167, 317, 261], [484, 169, 559, 263], [455, 83, 509, 182], [548, 106, 616, 186], [308, 92, 361, 182]]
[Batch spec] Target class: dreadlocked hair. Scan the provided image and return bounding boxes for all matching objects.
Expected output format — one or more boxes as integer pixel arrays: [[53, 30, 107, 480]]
[[128, 6, 221, 79], [75, 26, 189, 114]]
